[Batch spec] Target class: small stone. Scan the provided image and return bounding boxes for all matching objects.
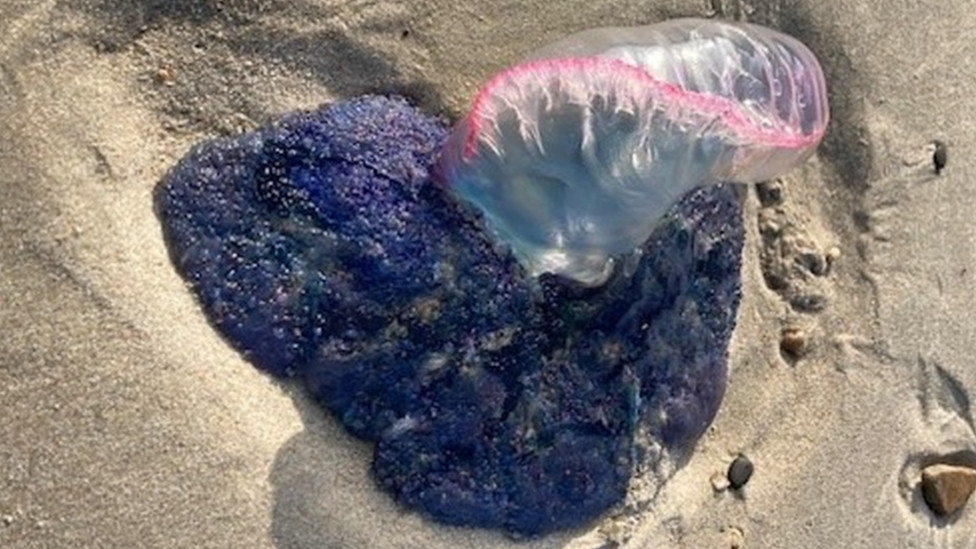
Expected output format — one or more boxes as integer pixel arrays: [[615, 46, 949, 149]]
[[799, 250, 828, 276], [756, 180, 784, 207], [727, 455, 754, 490], [933, 140, 948, 175], [824, 246, 841, 270], [154, 67, 175, 87], [710, 471, 731, 492], [780, 328, 807, 357], [789, 293, 826, 312], [921, 463, 976, 516], [762, 270, 789, 291], [1, 514, 13, 526], [728, 525, 745, 548]]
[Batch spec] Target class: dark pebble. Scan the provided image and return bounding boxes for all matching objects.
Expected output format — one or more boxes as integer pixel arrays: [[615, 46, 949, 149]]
[[727, 455, 754, 490], [755, 180, 784, 206], [933, 140, 948, 175], [762, 271, 789, 291], [799, 250, 828, 277], [790, 293, 827, 312]]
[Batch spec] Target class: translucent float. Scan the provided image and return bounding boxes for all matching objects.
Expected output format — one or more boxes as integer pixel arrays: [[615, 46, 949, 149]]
[[440, 18, 828, 284]]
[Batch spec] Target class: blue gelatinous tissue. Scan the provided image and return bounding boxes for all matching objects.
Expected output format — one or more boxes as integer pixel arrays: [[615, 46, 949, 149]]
[[440, 18, 828, 285], [158, 95, 740, 535], [156, 18, 827, 537]]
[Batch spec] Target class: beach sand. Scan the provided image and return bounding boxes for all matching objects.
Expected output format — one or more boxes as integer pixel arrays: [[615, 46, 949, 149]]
[[3, 1, 976, 547]]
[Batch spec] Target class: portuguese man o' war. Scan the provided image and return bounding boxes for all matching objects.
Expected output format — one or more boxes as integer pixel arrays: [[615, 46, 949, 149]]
[[440, 18, 829, 285], [155, 18, 826, 537]]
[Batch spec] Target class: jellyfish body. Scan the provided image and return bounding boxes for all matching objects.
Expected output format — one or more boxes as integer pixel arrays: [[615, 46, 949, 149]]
[[439, 18, 829, 285], [156, 18, 826, 537]]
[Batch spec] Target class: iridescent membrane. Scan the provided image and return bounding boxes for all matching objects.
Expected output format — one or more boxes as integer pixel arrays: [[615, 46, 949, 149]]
[[439, 18, 828, 285]]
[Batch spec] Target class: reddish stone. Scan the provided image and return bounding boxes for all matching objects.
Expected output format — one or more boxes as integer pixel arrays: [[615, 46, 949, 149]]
[[921, 464, 976, 516]]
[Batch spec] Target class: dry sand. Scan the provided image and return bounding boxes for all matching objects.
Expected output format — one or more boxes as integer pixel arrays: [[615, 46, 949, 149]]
[[3, 1, 976, 548]]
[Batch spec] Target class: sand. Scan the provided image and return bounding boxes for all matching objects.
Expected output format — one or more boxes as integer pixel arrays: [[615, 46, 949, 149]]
[[3, 1, 976, 547]]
